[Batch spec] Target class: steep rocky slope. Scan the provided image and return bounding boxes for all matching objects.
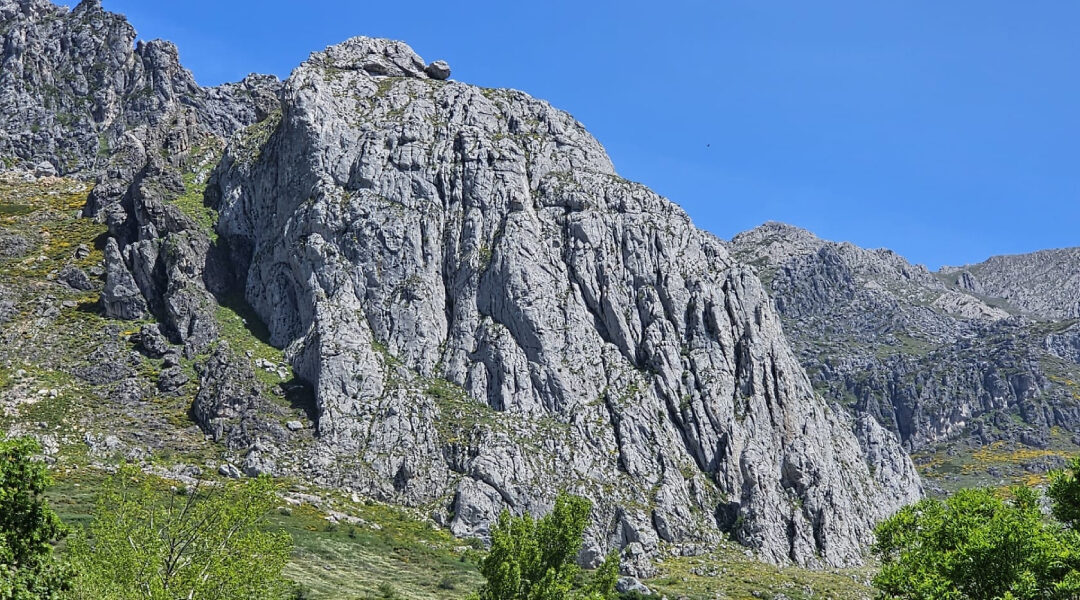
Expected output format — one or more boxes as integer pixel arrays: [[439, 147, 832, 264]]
[[0, 0, 276, 177], [0, 0, 922, 573], [194, 37, 923, 569], [731, 223, 1080, 490], [945, 247, 1080, 320]]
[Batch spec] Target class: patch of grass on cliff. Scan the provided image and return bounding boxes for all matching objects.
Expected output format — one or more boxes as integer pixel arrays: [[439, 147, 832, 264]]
[[0, 177, 102, 279], [914, 435, 1080, 494], [426, 376, 501, 443], [234, 109, 282, 166], [213, 294, 297, 392], [874, 333, 935, 358], [171, 170, 218, 240]]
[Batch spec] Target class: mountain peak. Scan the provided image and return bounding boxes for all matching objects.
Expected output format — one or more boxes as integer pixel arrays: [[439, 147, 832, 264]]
[[309, 36, 450, 80], [729, 221, 824, 266]]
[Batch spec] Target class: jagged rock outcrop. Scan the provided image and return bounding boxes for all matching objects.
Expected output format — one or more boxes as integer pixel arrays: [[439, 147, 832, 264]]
[[0, 0, 276, 176], [731, 223, 1080, 465], [0, 0, 279, 355], [205, 37, 921, 568]]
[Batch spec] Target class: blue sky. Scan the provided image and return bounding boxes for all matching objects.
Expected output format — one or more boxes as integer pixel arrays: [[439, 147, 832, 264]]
[[100, 0, 1080, 268]]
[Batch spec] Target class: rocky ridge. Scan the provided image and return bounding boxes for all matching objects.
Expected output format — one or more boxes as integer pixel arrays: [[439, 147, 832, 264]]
[[0, 0, 921, 573], [944, 247, 1080, 320], [731, 223, 1080, 488]]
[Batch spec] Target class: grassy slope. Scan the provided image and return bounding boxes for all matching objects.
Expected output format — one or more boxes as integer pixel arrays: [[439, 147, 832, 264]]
[[1, 176, 876, 599]]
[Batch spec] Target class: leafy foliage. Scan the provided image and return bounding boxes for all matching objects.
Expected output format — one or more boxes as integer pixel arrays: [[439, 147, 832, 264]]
[[475, 492, 618, 600], [0, 436, 72, 599], [873, 483, 1080, 599], [1048, 457, 1080, 531], [65, 465, 293, 599]]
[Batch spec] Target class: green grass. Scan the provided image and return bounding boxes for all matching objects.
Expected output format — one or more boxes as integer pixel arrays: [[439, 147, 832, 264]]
[[171, 170, 218, 239], [214, 294, 296, 390], [646, 543, 874, 600], [45, 465, 482, 600]]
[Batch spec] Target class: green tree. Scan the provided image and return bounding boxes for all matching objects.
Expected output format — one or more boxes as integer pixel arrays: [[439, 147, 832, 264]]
[[65, 464, 293, 600], [1048, 457, 1080, 531], [873, 486, 1080, 599], [476, 492, 618, 600], [0, 436, 72, 599]]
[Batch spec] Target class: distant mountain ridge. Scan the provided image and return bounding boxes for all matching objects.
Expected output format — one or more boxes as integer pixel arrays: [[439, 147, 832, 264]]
[[943, 246, 1080, 320], [731, 222, 1080, 490]]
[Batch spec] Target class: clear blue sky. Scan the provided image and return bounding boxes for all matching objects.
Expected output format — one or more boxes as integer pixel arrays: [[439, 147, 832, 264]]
[[100, 0, 1080, 269]]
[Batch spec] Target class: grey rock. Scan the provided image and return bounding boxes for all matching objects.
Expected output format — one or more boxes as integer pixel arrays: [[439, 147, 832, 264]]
[[33, 161, 56, 177], [424, 60, 451, 80], [192, 343, 270, 450], [57, 264, 94, 291], [137, 324, 171, 358], [316, 36, 431, 78], [616, 576, 652, 595], [162, 351, 181, 368], [944, 247, 1080, 320], [0, 0, 280, 177], [286, 420, 304, 432], [0, 233, 31, 258], [731, 223, 1080, 468], [2, 0, 925, 570], [243, 450, 276, 477], [101, 237, 147, 320], [218, 463, 242, 479], [156, 365, 188, 394]]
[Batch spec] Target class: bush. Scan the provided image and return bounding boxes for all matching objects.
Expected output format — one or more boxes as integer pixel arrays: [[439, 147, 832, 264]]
[[873, 479, 1080, 599], [64, 464, 293, 599], [0, 436, 72, 599], [475, 491, 618, 600]]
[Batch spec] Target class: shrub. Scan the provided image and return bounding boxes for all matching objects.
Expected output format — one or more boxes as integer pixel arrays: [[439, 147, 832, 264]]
[[65, 464, 293, 599], [0, 436, 72, 599]]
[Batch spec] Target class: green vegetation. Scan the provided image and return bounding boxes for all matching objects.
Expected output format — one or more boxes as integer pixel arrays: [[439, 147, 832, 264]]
[[0, 436, 72, 599], [172, 170, 218, 239], [474, 492, 617, 600], [874, 459, 1080, 599], [65, 465, 292, 599]]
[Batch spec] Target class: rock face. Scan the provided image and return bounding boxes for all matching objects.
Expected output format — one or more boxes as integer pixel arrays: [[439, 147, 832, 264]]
[[945, 248, 1080, 320], [0, 2, 923, 571], [731, 223, 1080, 471], [207, 38, 921, 568], [0, 0, 277, 176]]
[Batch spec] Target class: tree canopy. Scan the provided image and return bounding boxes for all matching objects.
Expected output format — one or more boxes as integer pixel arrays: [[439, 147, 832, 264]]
[[476, 492, 618, 600], [0, 436, 72, 599], [65, 464, 293, 600], [874, 459, 1080, 599]]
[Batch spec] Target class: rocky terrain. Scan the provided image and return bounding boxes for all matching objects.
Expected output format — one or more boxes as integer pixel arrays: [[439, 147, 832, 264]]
[[0, 0, 929, 579], [731, 223, 1080, 491]]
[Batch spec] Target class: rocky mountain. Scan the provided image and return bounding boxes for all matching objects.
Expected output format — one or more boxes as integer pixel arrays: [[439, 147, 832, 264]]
[[0, 0, 277, 177], [731, 223, 1080, 490], [945, 247, 1080, 321], [0, 0, 922, 574]]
